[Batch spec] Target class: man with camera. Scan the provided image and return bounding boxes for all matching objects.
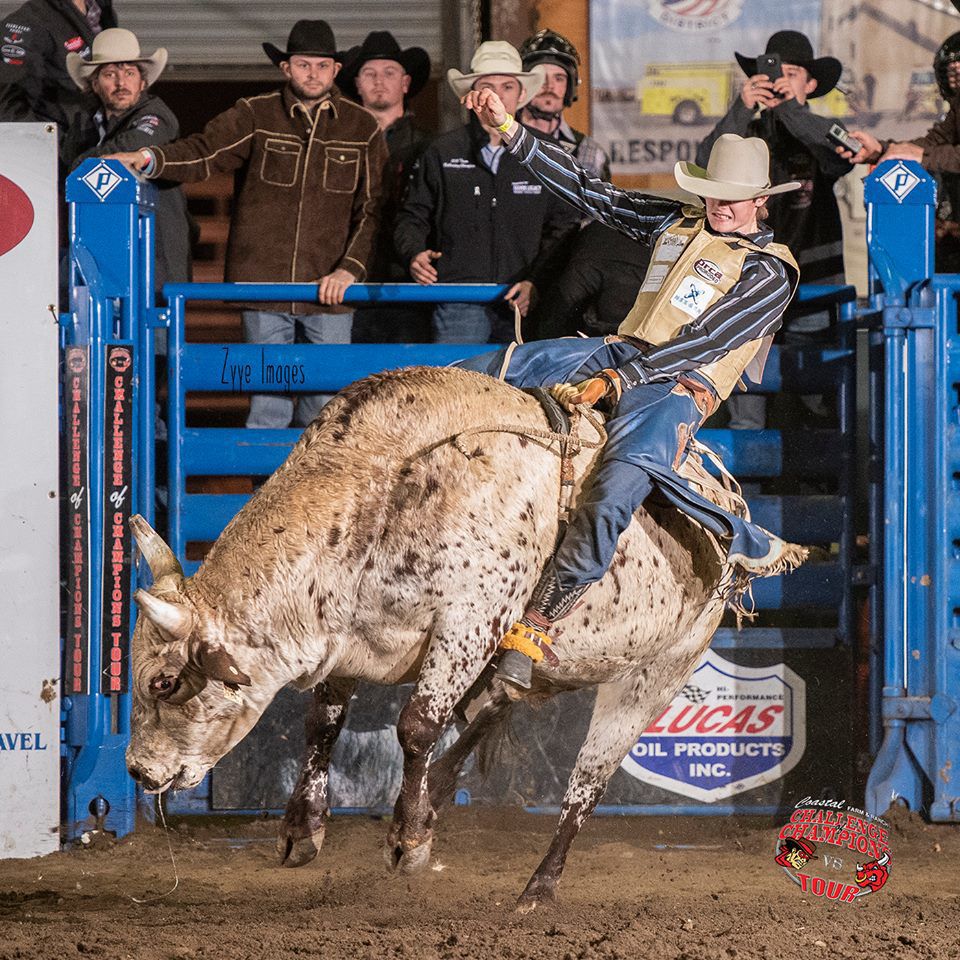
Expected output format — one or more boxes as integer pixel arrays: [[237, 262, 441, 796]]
[[696, 31, 854, 428]]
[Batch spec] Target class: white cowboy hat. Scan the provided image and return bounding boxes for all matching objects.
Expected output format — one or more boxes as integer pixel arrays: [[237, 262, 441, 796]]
[[67, 28, 168, 92], [447, 40, 544, 106], [674, 134, 801, 201]]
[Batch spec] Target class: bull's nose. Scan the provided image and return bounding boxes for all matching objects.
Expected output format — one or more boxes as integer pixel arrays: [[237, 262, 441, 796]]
[[127, 761, 145, 783]]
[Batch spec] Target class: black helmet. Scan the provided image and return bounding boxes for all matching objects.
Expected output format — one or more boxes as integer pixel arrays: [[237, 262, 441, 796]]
[[519, 29, 580, 106], [934, 31, 960, 100]]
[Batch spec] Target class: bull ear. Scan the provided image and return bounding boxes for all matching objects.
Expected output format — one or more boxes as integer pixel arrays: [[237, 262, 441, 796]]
[[195, 642, 252, 686], [134, 588, 195, 642], [130, 514, 183, 581]]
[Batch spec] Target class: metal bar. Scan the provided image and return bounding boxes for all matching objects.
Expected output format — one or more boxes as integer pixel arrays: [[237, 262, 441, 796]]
[[163, 281, 511, 304]]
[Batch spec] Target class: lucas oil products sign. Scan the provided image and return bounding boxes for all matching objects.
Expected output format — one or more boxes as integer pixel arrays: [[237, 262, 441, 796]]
[[621, 650, 806, 801]]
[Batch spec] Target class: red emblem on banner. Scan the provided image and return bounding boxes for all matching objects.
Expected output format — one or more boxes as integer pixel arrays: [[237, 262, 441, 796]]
[[0, 173, 34, 257]]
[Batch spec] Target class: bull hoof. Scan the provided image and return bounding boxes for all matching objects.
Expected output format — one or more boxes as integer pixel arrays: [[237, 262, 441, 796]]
[[276, 827, 325, 868], [516, 876, 557, 913], [383, 833, 433, 875]]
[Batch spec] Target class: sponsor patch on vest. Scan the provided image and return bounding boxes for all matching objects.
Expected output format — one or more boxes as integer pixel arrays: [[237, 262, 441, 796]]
[[135, 115, 161, 135], [693, 258, 722, 284], [640, 263, 671, 293], [1, 44, 24, 57], [512, 181, 541, 195], [657, 233, 688, 263], [442, 157, 476, 169], [670, 276, 715, 319], [64, 35, 85, 52], [2, 56, 23, 65]]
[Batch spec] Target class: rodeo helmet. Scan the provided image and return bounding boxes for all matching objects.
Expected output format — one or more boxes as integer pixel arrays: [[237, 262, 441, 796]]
[[934, 31, 960, 100], [519, 29, 581, 105]]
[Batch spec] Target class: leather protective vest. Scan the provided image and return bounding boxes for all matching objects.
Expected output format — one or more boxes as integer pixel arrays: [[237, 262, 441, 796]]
[[618, 209, 799, 400]]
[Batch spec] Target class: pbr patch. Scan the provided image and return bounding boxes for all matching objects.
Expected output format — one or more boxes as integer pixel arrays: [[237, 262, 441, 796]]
[[512, 181, 541, 195], [621, 650, 806, 801], [64, 35, 84, 52], [773, 801, 892, 903], [693, 258, 722, 284], [669, 275, 715, 319]]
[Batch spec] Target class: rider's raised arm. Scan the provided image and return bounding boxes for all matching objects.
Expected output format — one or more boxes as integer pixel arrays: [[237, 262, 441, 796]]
[[504, 124, 681, 244]]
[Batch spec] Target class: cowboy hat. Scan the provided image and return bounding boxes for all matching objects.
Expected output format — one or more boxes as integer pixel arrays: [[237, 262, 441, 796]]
[[338, 31, 430, 102], [735, 30, 842, 99], [66, 28, 167, 91], [447, 41, 544, 106], [674, 134, 800, 201], [263, 20, 340, 66]]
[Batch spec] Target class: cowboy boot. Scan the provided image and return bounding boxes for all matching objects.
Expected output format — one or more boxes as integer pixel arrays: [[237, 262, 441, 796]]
[[495, 561, 589, 691]]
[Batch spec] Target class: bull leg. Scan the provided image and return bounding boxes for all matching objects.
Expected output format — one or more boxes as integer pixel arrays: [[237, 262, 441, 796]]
[[386, 631, 492, 875], [277, 677, 357, 867], [427, 687, 512, 811], [516, 677, 657, 912]]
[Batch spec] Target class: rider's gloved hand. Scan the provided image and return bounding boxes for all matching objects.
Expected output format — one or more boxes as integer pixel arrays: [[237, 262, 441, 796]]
[[549, 369, 622, 412]]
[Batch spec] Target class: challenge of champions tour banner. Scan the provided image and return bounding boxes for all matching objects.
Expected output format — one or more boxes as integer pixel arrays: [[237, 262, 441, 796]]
[[591, 0, 960, 176]]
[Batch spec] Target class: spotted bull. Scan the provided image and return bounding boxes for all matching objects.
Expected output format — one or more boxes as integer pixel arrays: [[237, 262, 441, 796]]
[[127, 365, 774, 910]]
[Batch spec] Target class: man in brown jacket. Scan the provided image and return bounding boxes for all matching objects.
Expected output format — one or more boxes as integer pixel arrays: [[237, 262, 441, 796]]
[[111, 20, 386, 428]]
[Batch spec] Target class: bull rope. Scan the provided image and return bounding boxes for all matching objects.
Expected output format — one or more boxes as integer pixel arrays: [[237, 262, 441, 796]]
[[453, 406, 608, 524]]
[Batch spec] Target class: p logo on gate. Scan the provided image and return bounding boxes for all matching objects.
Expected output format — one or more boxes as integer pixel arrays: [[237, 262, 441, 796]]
[[878, 162, 921, 204], [81, 161, 122, 201]]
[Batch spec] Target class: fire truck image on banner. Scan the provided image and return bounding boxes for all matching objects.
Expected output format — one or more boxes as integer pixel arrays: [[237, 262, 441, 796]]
[[621, 650, 806, 801]]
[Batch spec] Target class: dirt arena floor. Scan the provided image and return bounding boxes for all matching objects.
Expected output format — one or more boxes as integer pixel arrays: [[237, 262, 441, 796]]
[[0, 805, 956, 960]]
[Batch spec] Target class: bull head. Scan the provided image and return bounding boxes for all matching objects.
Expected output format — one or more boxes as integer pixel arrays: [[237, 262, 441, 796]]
[[131, 514, 252, 705], [127, 515, 263, 792]]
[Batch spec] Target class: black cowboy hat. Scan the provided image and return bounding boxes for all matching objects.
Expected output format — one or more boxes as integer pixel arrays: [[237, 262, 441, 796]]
[[735, 30, 842, 99], [263, 20, 340, 66], [337, 31, 430, 102]]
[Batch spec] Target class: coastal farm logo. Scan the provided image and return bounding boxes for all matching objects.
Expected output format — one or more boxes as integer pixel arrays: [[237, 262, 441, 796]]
[[774, 800, 892, 902], [648, 0, 744, 32]]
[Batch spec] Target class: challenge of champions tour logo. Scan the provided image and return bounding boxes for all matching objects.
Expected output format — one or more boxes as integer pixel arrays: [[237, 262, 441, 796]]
[[621, 650, 805, 802], [648, 0, 744, 32], [774, 800, 892, 902]]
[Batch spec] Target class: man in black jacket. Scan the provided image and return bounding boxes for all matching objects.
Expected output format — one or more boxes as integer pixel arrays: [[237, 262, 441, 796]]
[[697, 30, 853, 429], [338, 30, 432, 343], [0, 0, 117, 129], [62, 27, 190, 289], [395, 40, 579, 344]]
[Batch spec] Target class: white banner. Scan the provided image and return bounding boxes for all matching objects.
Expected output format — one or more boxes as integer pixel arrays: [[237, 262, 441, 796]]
[[0, 123, 61, 858], [591, 0, 960, 175]]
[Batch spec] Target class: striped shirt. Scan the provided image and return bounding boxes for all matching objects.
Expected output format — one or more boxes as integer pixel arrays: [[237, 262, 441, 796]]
[[505, 125, 794, 386]]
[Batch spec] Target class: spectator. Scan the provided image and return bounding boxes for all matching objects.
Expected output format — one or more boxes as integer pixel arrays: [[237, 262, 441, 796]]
[[0, 0, 117, 128], [62, 28, 191, 289], [533, 220, 650, 339], [517, 29, 609, 180], [842, 33, 960, 271], [109, 20, 386, 429], [697, 31, 853, 429], [338, 30, 432, 343], [394, 41, 579, 344]]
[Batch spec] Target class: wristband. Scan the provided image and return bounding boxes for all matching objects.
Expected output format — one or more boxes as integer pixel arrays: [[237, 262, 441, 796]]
[[497, 114, 514, 133]]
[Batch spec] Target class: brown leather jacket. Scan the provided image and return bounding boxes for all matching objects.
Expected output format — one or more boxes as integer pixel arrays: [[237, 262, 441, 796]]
[[149, 85, 386, 313]]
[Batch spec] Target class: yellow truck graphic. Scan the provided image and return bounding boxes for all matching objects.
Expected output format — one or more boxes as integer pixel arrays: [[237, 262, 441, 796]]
[[637, 61, 738, 125], [639, 60, 858, 125]]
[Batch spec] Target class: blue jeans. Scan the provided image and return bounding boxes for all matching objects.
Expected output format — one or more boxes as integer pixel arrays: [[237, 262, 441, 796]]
[[242, 310, 353, 428], [458, 339, 703, 592], [459, 337, 783, 598], [432, 302, 515, 344]]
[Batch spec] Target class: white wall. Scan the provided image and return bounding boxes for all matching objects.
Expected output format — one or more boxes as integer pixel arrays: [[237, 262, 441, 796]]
[[0, 123, 61, 858]]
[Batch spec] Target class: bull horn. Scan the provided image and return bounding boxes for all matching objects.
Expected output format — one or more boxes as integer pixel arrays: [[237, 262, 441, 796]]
[[130, 514, 183, 580], [134, 589, 194, 642]]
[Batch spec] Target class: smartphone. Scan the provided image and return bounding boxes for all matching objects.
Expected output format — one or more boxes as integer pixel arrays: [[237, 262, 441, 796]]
[[827, 123, 863, 154], [755, 53, 782, 81]]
